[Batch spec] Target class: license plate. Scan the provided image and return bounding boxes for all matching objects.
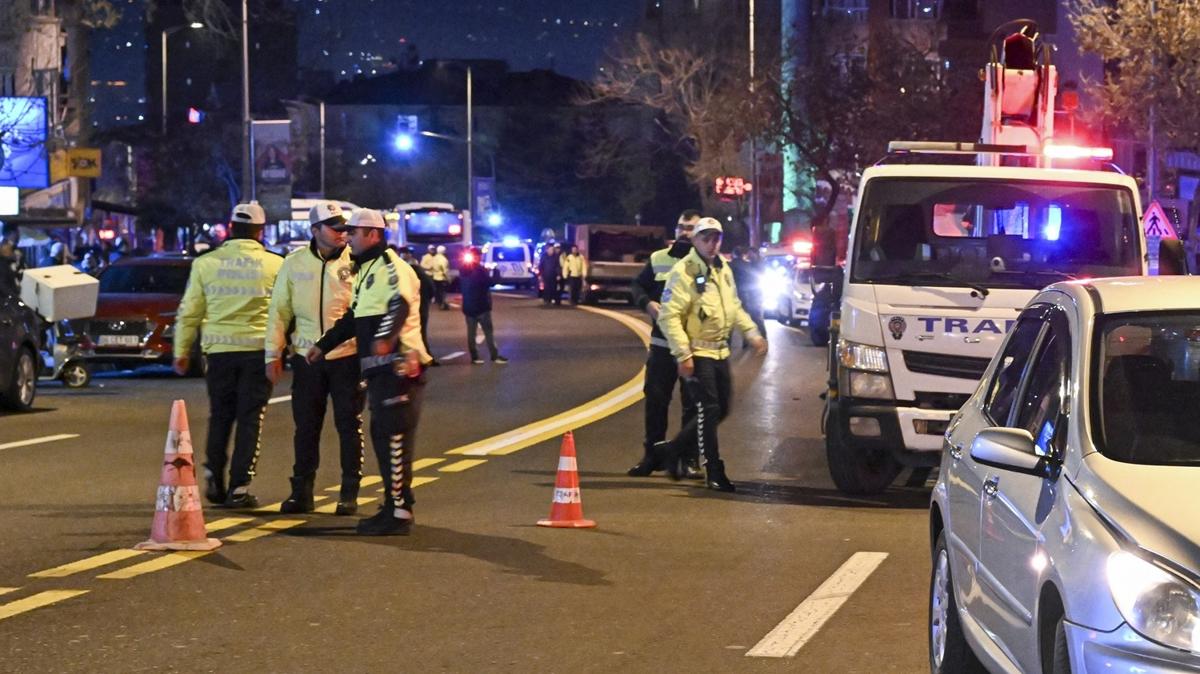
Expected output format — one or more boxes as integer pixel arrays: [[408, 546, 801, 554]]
[[98, 334, 141, 347]]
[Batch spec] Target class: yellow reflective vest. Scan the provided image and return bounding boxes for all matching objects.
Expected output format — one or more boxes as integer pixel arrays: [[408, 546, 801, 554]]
[[265, 242, 356, 362], [355, 248, 431, 364], [657, 249, 760, 363], [421, 252, 449, 282], [174, 239, 283, 356], [562, 253, 587, 278]]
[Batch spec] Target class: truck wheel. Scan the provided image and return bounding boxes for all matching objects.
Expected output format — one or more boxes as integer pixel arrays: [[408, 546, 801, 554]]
[[825, 408, 901, 494], [930, 532, 985, 674], [2, 347, 37, 411]]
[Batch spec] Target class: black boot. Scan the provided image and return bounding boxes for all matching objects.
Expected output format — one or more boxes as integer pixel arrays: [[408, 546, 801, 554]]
[[204, 469, 226, 505], [683, 457, 704, 481], [627, 449, 659, 477], [335, 480, 360, 516], [356, 507, 412, 536], [280, 476, 315, 514], [653, 440, 684, 481], [223, 485, 259, 509], [705, 459, 736, 493]]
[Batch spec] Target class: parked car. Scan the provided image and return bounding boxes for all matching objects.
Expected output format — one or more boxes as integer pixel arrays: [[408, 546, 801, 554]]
[[775, 265, 814, 328], [83, 254, 199, 375], [481, 241, 535, 288], [930, 276, 1200, 674], [0, 276, 40, 410]]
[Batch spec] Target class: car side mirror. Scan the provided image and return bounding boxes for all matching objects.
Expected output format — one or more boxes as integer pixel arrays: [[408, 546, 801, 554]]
[[1158, 238, 1187, 276], [969, 427, 1049, 477]]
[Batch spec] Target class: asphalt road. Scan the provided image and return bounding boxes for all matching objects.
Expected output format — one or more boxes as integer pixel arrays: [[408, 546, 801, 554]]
[[0, 292, 934, 673]]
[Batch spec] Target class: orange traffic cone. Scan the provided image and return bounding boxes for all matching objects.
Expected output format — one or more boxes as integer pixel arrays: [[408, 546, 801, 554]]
[[537, 432, 596, 529], [135, 400, 222, 551]]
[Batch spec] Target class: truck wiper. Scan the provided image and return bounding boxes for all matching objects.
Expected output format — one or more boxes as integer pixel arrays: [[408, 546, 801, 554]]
[[874, 271, 990, 298]]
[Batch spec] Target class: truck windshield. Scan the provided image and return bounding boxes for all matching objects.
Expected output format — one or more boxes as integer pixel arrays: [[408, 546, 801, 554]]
[[1093, 311, 1200, 466], [851, 179, 1140, 288]]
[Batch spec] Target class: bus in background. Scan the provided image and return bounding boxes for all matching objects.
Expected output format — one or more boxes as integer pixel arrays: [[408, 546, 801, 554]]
[[268, 198, 362, 254], [391, 202, 471, 286]]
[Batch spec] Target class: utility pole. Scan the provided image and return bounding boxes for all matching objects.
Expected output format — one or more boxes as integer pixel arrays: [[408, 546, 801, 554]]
[[1148, 0, 1157, 202], [466, 65, 474, 245], [749, 0, 760, 247], [241, 0, 252, 201], [319, 99, 326, 197]]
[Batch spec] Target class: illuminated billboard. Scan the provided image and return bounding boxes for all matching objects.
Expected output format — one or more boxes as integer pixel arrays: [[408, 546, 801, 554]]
[[0, 97, 50, 189]]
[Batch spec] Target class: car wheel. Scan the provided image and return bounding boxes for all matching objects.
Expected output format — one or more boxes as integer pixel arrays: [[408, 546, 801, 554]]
[[1049, 617, 1071, 674], [61, 360, 91, 388], [825, 406, 901, 494], [3, 347, 37, 411], [777, 300, 792, 326], [930, 532, 985, 674]]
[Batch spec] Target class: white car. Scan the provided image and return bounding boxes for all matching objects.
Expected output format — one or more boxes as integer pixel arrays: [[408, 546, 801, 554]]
[[930, 277, 1200, 674], [775, 265, 814, 327], [482, 241, 535, 288]]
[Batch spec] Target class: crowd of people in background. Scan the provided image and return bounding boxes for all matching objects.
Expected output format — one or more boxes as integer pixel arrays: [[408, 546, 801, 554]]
[[537, 241, 587, 306]]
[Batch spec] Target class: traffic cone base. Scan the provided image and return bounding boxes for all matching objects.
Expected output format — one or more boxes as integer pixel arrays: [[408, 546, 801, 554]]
[[136, 400, 223, 551], [536, 432, 597, 529]]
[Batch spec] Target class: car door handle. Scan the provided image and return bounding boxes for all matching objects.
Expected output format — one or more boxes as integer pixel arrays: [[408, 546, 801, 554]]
[[983, 476, 999, 500], [949, 443, 963, 460]]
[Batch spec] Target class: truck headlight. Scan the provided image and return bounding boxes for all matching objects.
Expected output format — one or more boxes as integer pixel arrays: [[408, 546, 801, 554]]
[[848, 371, 894, 399], [838, 339, 889, 373], [1108, 551, 1200, 653]]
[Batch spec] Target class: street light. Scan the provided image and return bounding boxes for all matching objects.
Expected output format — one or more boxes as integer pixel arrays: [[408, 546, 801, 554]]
[[393, 133, 415, 152], [160, 22, 204, 135]]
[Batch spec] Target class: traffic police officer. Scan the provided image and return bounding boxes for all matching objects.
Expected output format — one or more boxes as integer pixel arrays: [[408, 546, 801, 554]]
[[174, 201, 284, 507], [308, 209, 431, 536], [560, 245, 587, 305], [422, 244, 450, 309], [654, 217, 767, 492], [627, 209, 702, 478], [266, 201, 365, 515]]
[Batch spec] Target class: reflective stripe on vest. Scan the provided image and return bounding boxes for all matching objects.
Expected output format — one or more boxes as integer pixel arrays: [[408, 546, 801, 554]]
[[650, 248, 677, 281]]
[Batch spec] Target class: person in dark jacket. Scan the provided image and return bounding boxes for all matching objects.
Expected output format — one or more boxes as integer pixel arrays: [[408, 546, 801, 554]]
[[538, 243, 562, 306], [729, 247, 767, 342], [459, 246, 508, 364], [627, 209, 703, 478], [399, 245, 438, 365]]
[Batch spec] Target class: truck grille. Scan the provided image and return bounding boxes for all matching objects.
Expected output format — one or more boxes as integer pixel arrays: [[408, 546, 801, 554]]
[[903, 351, 991, 380]]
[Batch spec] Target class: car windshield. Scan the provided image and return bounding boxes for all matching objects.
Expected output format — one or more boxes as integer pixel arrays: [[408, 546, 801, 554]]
[[491, 246, 527, 262], [98, 264, 191, 294], [1093, 311, 1200, 466], [851, 178, 1140, 289]]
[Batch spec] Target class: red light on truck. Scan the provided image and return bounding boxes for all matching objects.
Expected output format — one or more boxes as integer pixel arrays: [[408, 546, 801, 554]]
[[1043, 144, 1113, 161], [792, 239, 813, 255]]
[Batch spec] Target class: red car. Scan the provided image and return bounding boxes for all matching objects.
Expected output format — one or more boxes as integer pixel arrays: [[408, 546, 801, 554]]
[[84, 255, 201, 375]]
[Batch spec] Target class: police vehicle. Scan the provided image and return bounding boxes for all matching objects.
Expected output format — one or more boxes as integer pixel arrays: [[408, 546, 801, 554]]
[[821, 21, 1179, 494], [481, 238, 535, 288]]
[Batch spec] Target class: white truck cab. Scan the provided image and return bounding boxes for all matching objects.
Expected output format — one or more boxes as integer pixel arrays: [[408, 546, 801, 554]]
[[823, 161, 1148, 493]]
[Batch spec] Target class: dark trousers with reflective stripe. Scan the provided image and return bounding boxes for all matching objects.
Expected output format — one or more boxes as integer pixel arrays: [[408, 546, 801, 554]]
[[366, 369, 422, 513], [643, 345, 696, 455], [204, 350, 272, 488], [670, 356, 732, 465], [289, 354, 365, 483]]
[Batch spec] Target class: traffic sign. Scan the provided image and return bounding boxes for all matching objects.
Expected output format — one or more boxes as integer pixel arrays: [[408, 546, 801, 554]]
[[1143, 200, 1178, 240]]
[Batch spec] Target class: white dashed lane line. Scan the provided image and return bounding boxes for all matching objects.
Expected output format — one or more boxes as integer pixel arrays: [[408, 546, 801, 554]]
[[0, 434, 81, 452], [746, 552, 889, 658]]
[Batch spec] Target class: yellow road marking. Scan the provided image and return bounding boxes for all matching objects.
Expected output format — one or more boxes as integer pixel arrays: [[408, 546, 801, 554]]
[[29, 549, 146, 579], [206, 516, 254, 532], [0, 590, 89, 622], [97, 551, 211, 580], [439, 459, 487, 472], [412, 458, 446, 471], [223, 519, 305, 543], [0, 587, 18, 596], [313, 497, 375, 514], [255, 495, 332, 513], [361, 475, 382, 487], [412, 476, 439, 487]]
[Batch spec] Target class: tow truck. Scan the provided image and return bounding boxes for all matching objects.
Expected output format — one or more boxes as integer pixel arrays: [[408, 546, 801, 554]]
[[820, 21, 1183, 494]]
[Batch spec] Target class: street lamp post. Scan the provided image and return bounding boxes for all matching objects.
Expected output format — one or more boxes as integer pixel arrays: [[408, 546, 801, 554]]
[[160, 22, 203, 136], [241, 0, 252, 201], [466, 65, 474, 245]]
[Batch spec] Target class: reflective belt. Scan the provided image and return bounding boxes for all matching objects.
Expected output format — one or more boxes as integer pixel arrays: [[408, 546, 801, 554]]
[[649, 336, 670, 349], [360, 353, 395, 370], [201, 334, 265, 348], [291, 336, 316, 349], [690, 338, 727, 351]]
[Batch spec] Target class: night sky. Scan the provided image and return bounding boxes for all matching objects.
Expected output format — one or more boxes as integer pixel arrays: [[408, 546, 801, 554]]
[[90, 0, 646, 128]]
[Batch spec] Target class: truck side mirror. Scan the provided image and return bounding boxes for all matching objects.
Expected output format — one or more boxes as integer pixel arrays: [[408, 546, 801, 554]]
[[1159, 239, 1187, 276]]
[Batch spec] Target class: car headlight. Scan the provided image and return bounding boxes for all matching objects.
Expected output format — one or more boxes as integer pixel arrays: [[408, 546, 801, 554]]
[[1108, 550, 1200, 653], [838, 339, 889, 373], [848, 371, 894, 399]]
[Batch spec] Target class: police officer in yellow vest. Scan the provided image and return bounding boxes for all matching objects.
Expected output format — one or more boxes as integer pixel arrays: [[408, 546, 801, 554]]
[[266, 201, 365, 516], [654, 217, 767, 492], [174, 201, 284, 508], [627, 209, 702, 478], [308, 209, 431, 536], [422, 244, 450, 310], [560, 244, 587, 305]]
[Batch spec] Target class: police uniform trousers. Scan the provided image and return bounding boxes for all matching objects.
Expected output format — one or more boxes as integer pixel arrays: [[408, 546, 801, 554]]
[[366, 365, 423, 513], [434, 280, 448, 309], [644, 345, 697, 456], [669, 356, 732, 465], [567, 277, 583, 305], [289, 354, 365, 484], [204, 350, 272, 488]]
